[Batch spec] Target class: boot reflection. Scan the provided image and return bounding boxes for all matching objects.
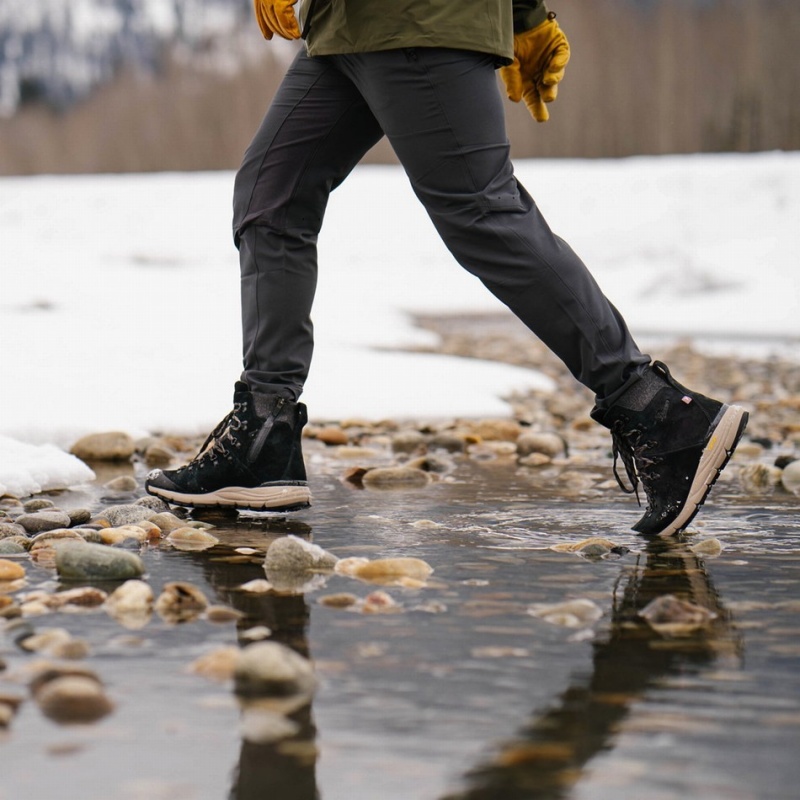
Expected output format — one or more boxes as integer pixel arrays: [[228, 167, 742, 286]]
[[443, 538, 741, 800], [193, 519, 320, 800]]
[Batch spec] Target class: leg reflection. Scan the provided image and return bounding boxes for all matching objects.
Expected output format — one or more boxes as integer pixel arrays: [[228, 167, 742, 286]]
[[444, 538, 741, 800]]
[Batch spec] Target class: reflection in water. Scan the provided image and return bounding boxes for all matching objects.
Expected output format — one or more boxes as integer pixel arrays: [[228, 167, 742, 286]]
[[443, 539, 741, 800], [195, 518, 320, 800]]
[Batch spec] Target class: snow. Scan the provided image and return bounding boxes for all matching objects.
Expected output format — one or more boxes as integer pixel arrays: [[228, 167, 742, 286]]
[[1, 151, 798, 496]]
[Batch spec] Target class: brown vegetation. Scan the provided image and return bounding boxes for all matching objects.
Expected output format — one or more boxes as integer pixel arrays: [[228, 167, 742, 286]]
[[0, 0, 797, 175]]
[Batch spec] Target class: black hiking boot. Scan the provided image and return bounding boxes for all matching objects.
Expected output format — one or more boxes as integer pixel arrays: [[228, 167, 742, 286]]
[[145, 382, 310, 512], [592, 361, 749, 536]]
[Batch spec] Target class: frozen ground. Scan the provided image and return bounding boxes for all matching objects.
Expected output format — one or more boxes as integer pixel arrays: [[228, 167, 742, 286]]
[[1, 151, 798, 495]]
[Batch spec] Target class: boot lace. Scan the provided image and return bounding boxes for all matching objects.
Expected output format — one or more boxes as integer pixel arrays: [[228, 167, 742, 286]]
[[610, 422, 659, 507], [179, 401, 249, 472]]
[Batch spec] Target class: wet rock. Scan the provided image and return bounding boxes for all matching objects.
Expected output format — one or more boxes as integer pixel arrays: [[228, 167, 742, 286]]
[[406, 455, 452, 475], [0, 559, 26, 582], [0, 540, 27, 555], [391, 430, 426, 454], [781, 459, 800, 495], [103, 475, 138, 493], [739, 463, 782, 494], [265, 536, 338, 578], [104, 580, 153, 629], [155, 581, 208, 623], [344, 557, 433, 586], [54, 541, 145, 581], [96, 504, 156, 528], [516, 431, 566, 458], [638, 594, 717, 636], [15, 510, 72, 534], [0, 522, 26, 539], [318, 593, 359, 609], [70, 431, 135, 461], [148, 512, 186, 534], [550, 537, 619, 557], [311, 426, 350, 446], [528, 599, 603, 628], [470, 419, 522, 442], [167, 527, 219, 551], [134, 496, 170, 512], [690, 538, 724, 557], [67, 508, 92, 527], [0, 692, 24, 729], [34, 675, 114, 724], [205, 605, 244, 623], [429, 431, 468, 453], [23, 499, 55, 513], [240, 625, 272, 642], [234, 641, 316, 708], [518, 452, 553, 467], [48, 587, 108, 610], [239, 579, 273, 594], [143, 440, 177, 467], [19, 628, 73, 656], [361, 466, 431, 490], [361, 590, 400, 613], [187, 646, 239, 682]]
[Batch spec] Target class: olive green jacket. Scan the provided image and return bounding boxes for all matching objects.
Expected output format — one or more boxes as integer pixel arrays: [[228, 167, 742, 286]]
[[298, 0, 549, 64]]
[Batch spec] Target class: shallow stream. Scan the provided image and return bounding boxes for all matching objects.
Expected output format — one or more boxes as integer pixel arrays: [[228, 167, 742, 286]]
[[2, 454, 799, 800]]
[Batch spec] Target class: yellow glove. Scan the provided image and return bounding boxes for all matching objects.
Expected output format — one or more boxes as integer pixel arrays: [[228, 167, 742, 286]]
[[500, 14, 570, 122], [253, 0, 301, 40]]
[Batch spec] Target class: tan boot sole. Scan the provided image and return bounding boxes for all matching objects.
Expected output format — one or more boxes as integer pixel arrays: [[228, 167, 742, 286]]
[[148, 482, 311, 512]]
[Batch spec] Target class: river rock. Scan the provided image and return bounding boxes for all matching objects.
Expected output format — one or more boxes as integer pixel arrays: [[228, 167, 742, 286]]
[[23, 499, 55, 513], [361, 466, 431, 490], [516, 431, 566, 458], [187, 646, 239, 682], [96, 504, 156, 528], [391, 430, 426, 454], [155, 581, 208, 623], [54, 541, 145, 581], [104, 580, 153, 629], [70, 431, 135, 461], [265, 535, 338, 577], [346, 557, 433, 586], [15, 510, 72, 534], [167, 527, 219, 551], [34, 675, 114, 724], [739, 463, 782, 494], [781, 459, 800, 495], [134, 496, 170, 512], [67, 508, 92, 526], [103, 475, 138, 493], [638, 594, 717, 636], [470, 419, 522, 442], [0, 522, 26, 539], [234, 641, 317, 708], [0, 540, 26, 555], [528, 599, 603, 628], [0, 559, 26, 581], [148, 512, 186, 534]]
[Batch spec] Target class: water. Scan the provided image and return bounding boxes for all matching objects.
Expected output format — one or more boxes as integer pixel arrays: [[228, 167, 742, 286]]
[[2, 454, 799, 800]]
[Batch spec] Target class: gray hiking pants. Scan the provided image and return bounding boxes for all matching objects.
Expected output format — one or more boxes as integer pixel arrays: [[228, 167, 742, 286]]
[[233, 47, 649, 408]]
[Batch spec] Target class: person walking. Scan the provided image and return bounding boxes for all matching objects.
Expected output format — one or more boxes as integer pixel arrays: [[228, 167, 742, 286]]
[[146, 0, 748, 536]]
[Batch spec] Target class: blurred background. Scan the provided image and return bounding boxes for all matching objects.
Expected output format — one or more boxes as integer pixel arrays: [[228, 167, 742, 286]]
[[0, 0, 798, 175]]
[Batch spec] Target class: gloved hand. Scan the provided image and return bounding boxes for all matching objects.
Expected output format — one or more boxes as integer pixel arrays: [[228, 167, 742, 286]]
[[253, 0, 301, 40], [500, 14, 570, 122]]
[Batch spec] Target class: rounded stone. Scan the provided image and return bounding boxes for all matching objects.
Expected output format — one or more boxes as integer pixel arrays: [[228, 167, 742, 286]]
[[22, 499, 55, 513], [516, 431, 566, 458], [234, 641, 317, 702], [69, 431, 136, 462], [67, 508, 92, 527], [15, 510, 72, 534], [97, 504, 156, 528], [54, 541, 145, 581], [265, 535, 338, 577], [361, 466, 431, 490], [0, 523, 26, 539], [781, 460, 800, 495], [0, 559, 26, 581], [35, 675, 114, 724]]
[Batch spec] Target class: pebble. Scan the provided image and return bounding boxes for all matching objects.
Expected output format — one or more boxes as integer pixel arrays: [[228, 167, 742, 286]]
[[391, 431, 426, 454], [187, 646, 239, 682], [233, 641, 317, 707], [550, 537, 617, 555], [238, 579, 273, 594], [781, 460, 800, 495], [15, 510, 72, 534], [205, 605, 244, 623], [361, 466, 431, 490], [148, 512, 187, 534], [54, 541, 145, 581], [19, 627, 73, 655], [0, 559, 26, 581], [310, 426, 350, 446], [0, 540, 27, 555], [361, 590, 400, 614], [143, 440, 178, 467], [103, 475, 138, 493], [516, 431, 566, 458], [528, 598, 603, 628], [167, 527, 219, 551], [346, 557, 433, 586], [154, 581, 209, 623], [0, 522, 27, 539], [49, 587, 108, 610], [429, 432, 468, 453], [104, 580, 153, 629], [23, 499, 55, 512], [264, 535, 338, 577], [34, 675, 114, 724], [638, 594, 717, 636], [67, 508, 92, 526], [739, 463, 782, 494], [690, 538, 724, 557], [96, 504, 156, 528], [518, 452, 553, 467], [69, 431, 136, 461], [134, 496, 170, 512], [318, 593, 359, 609], [240, 625, 272, 642], [469, 419, 522, 442]]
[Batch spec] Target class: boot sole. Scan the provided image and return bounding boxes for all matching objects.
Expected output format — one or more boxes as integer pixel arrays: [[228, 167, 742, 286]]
[[146, 482, 311, 512], [653, 404, 749, 536]]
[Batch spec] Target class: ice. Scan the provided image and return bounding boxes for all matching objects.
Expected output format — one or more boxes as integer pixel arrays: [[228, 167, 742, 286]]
[[0, 152, 797, 496]]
